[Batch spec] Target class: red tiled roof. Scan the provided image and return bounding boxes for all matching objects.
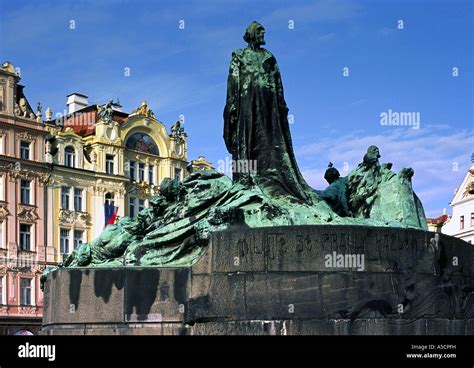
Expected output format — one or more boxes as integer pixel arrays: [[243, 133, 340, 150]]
[[426, 214, 448, 225], [63, 110, 98, 137], [62, 108, 129, 137]]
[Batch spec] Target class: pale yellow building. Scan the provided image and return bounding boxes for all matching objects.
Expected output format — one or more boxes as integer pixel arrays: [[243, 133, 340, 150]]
[[45, 96, 188, 262], [188, 155, 214, 172]]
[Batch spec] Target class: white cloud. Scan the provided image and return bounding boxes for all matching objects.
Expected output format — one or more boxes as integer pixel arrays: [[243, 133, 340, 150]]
[[300, 167, 328, 190], [296, 126, 474, 215]]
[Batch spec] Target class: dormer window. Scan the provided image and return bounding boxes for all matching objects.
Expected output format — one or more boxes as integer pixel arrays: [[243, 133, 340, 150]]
[[106, 154, 115, 174], [64, 146, 75, 168]]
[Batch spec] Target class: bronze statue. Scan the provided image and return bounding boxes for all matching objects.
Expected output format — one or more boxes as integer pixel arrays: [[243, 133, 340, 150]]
[[97, 100, 114, 123], [224, 21, 313, 203], [40, 22, 428, 288], [318, 163, 351, 217]]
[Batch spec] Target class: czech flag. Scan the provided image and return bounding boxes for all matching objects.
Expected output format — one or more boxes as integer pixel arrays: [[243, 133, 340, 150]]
[[104, 203, 119, 227]]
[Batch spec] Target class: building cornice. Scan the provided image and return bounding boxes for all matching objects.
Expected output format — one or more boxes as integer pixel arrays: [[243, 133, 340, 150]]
[[0, 114, 47, 131], [50, 165, 130, 182], [450, 196, 474, 207], [0, 156, 49, 172]]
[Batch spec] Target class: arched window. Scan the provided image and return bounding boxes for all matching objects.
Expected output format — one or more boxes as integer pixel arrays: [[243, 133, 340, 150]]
[[64, 146, 75, 168], [125, 133, 159, 155]]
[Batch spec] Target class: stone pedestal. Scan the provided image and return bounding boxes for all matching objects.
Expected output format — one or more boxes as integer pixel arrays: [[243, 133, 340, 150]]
[[41, 225, 474, 335]]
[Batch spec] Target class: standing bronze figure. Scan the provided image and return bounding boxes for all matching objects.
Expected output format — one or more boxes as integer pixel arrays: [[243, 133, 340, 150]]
[[224, 21, 313, 203]]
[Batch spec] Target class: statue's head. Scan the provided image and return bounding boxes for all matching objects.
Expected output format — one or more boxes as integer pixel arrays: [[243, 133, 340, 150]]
[[367, 145, 380, 158], [324, 162, 340, 184], [363, 145, 381, 166], [243, 21, 266, 48]]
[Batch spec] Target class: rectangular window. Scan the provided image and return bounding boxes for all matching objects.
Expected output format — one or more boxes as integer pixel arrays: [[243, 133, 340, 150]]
[[0, 221, 3, 248], [129, 160, 136, 181], [73, 230, 83, 249], [138, 163, 145, 182], [20, 180, 31, 204], [74, 188, 83, 212], [175, 168, 181, 182], [148, 165, 154, 184], [20, 278, 32, 306], [0, 174, 4, 201], [20, 141, 30, 160], [460, 215, 464, 230], [129, 197, 136, 218], [0, 276, 4, 305], [19, 224, 31, 251], [60, 228, 70, 255], [148, 165, 155, 185], [138, 199, 145, 212], [106, 155, 115, 174], [64, 147, 75, 168], [61, 186, 70, 210]]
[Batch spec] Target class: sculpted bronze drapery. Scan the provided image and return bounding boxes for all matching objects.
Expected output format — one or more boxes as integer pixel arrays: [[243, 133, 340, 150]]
[[224, 21, 313, 204]]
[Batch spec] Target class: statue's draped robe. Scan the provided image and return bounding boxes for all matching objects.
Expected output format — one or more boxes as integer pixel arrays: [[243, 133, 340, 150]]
[[224, 47, 313, 204]]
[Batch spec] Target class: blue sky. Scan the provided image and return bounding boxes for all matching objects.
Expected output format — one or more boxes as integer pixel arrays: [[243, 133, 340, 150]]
[[1, 0, 472, 217]]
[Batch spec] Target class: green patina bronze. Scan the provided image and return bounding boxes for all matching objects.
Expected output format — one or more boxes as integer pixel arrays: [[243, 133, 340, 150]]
[[40, 22, 427, 289], [223, 21, 313, 203]]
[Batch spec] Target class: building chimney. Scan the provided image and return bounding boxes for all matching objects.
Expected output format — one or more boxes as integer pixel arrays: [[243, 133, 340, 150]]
[[66, 93, 89, 114]]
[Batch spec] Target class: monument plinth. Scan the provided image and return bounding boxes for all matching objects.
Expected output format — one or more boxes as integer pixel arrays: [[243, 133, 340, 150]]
[[41, 225, 474, 335]]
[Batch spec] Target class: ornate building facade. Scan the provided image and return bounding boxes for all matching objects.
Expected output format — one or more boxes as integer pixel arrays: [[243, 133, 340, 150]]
[[45, 96, 189, 264], [188, 155, 213, 173], [0, 60, 197, 334], [0, 62, 54, 334], [441, 154, 474, 244]]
